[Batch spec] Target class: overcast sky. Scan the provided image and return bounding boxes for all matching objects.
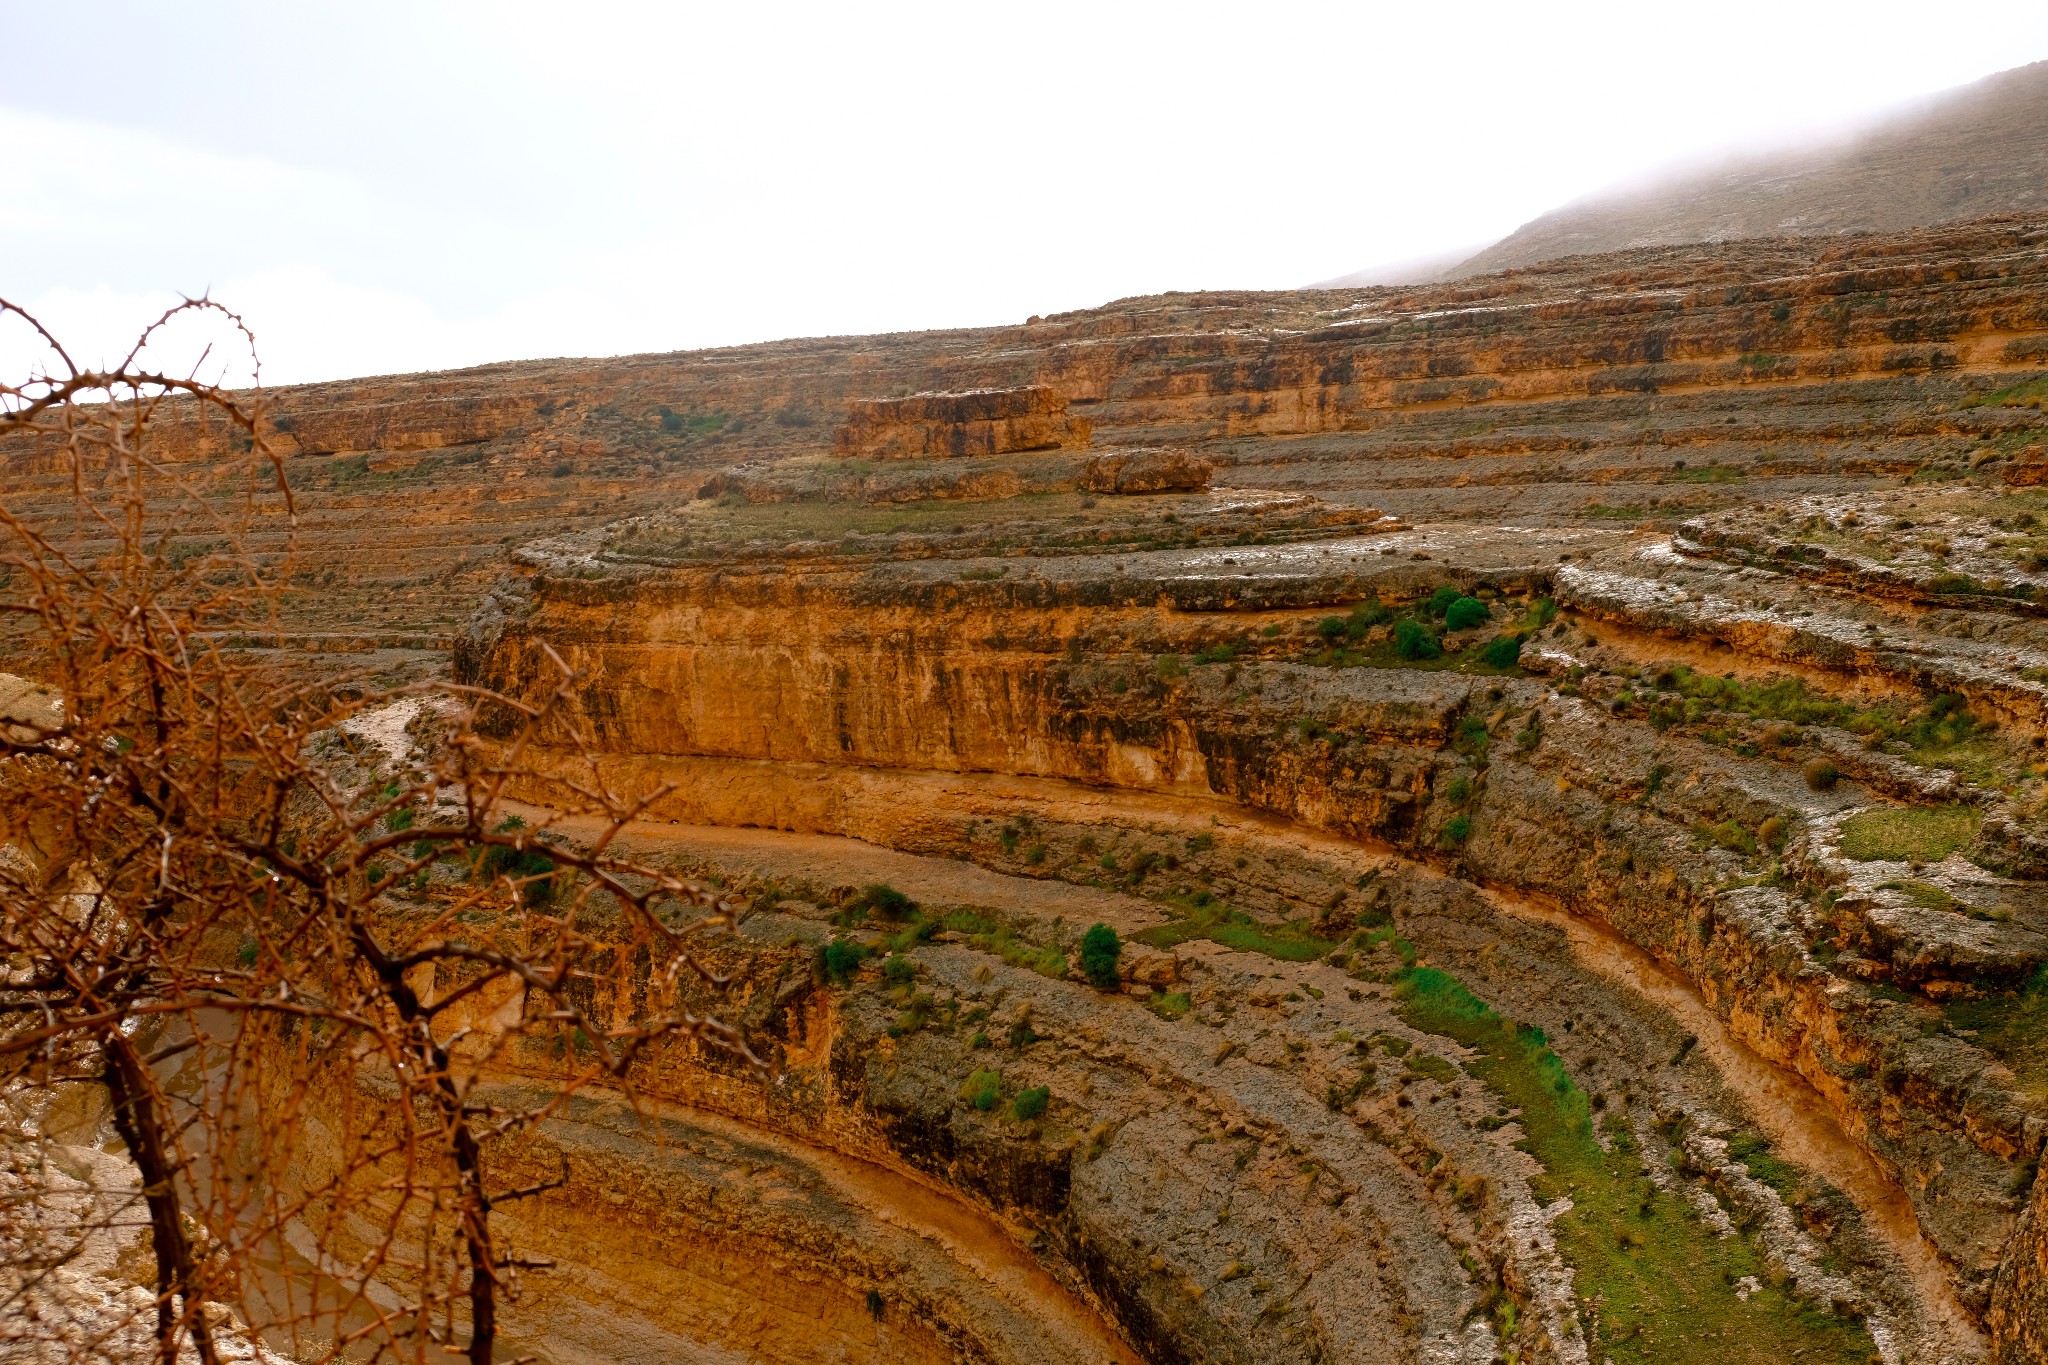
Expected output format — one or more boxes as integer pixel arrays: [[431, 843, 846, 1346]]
[[4, 0, 2047, 386]]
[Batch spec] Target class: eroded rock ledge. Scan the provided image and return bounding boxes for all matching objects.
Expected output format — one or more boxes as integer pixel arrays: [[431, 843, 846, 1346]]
[[446, 478, 2048, 1363]]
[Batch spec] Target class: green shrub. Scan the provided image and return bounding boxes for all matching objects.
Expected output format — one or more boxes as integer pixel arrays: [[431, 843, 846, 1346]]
[[1346, 598, 1390, 634], [476, 842, 557, 902], [821, 938, 869, 982], [1394, 619, 1441, 661], [1318, 598, 1390, 643], [962, 1068, 1003, 1111], [1079, 922, 1122, 989], [882, 954, 916, 985], [1481, 633, 1523, 668], [850, 882, 914, 920], [1802, 758, 1841, 791], [1444, 596, 1488, 631], [1012, 1085, 1051, 1120], [1441, 814, 1472, 847], [1426, 585, 1463, 618], [1446, 776, 1472, 804]]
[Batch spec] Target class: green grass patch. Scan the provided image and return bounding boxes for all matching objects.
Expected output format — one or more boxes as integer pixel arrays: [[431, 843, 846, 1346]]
[[1666, 464, 1747, 483], [1837, 805, 1980, 863], [1133, 894, 1336, 963], [1149, 990, 1193, 1020], [1394, 967, 1875, 1364], [939, 909, 1067, 976], [1959, 374, 2048, 408], [1879, 879, 1963, 912], [1724, 1131, 1808, 1203], [1403, 1052, 1460, 1085]]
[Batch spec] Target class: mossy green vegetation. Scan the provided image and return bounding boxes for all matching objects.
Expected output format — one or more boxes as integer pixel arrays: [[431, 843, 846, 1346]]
[[1393, 967, 1876, 1364], [1629, 666, 1998, 777], [1149, 990, 1193, 1020], [1306, 595, 1535, 678], [1945, 966, 2048, 1098], [938, 909, 1067, 977], [1133, 892, 1337, 962], [1723, 1131, 1808, 1203], [1959, 373, 2048, 408], [1837, 805, 1980, 863]]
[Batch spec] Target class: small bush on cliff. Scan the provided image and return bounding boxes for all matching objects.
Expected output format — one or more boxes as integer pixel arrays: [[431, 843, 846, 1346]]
[[475, 844, 557, 904], [1440, 815, 1473, 848], [1079, 922, 1122, 989], [849, 882, 914, 920], [962, 1069, 1003, 1111], [1703, 819, 1757, 857], [1802, 758, 1841, 790], [1426, 585, 1463, 618], [1317, 598, 1389, 643], [1011, 1085, 1051, 1120], [1480, 633, 1523, 669], [882, 954, 917, 986], [821, 938, 870, 982], [1444, 596, 1489, 631], [1394, 619, 1441, 661]]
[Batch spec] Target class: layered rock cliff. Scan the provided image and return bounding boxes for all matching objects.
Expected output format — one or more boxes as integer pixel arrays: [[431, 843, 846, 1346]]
[[16, 213, 2048, 1365]]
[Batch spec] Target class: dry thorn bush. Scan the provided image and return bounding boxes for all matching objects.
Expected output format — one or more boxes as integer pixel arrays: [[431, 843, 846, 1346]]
[[0, 300, 758, 1363]]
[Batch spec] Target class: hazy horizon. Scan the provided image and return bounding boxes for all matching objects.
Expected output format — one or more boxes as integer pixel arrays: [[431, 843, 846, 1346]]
[[4, 0, 2047, 387]]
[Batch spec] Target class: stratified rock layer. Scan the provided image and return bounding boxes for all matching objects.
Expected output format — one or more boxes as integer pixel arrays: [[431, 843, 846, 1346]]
[[834, 385, 1091, 459]]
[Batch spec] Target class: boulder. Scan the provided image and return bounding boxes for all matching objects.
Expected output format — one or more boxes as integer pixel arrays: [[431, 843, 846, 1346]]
[[2003, 444, 2048, 486], [1117, 942, 1180, 988], [1080, 448, 1213, 494]]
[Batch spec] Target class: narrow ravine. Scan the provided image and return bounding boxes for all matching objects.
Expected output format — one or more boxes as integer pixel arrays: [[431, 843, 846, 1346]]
[[503, 783, 1982, 1359]]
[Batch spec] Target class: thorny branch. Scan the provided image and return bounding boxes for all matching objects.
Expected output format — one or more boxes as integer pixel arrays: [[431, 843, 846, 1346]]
[[0, 300, 761, 1363]]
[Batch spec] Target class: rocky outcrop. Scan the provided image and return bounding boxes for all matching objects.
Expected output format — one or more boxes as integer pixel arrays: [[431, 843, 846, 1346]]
[[834, 386, 1091, 460], [462, 499, 2048, 1342], [1081, 449, 1213, 494], [9, 216, 2048, 649]]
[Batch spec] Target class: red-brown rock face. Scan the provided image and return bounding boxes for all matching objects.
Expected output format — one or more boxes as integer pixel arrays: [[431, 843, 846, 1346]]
[[834, 385, 1091, 459]]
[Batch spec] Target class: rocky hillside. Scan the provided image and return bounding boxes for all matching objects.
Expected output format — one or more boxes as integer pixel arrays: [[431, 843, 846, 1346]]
[[13, 215, 2048, 1363], [1448, 61, 2048, 277]]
